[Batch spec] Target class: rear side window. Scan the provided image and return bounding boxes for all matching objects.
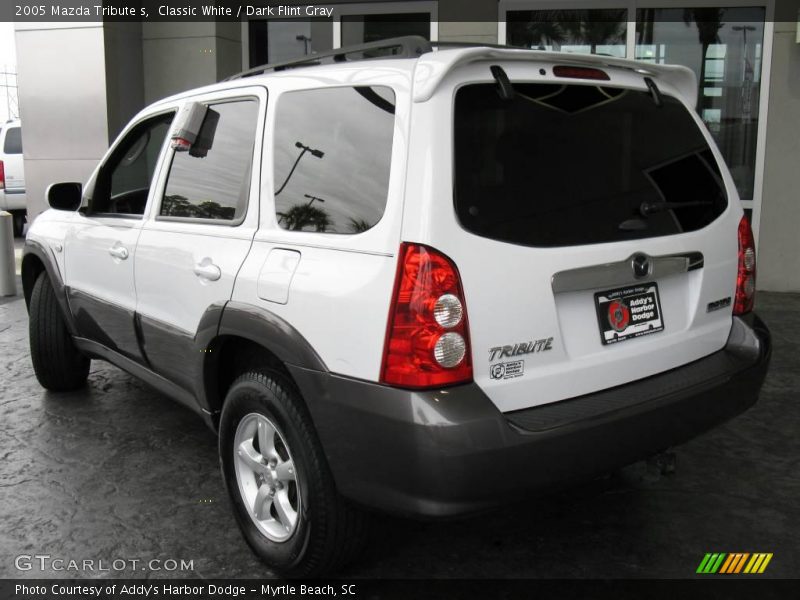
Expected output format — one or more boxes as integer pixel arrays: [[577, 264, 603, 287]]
[[160, 99, 258, 222], [454, 83, 728, 247], [3, 127, 22, 154], [272, 86, 395, 234]]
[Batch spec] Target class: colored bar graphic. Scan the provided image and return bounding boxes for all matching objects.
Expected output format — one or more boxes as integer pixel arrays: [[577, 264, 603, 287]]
[[697, 553, 728, 573], [734, 553, 750, 573], [701, 552, 773, 574], [744, 554, 761, 573], [710, 553, 726, 573], [759, 554, 773, 573], [719, 553, 744, 574], [719, 554, 736, 574], [697, 553, 714, 573]]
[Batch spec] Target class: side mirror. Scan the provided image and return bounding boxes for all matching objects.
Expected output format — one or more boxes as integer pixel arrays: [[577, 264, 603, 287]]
[[47, 182, 83, 211], [170, 101, 219, 158]]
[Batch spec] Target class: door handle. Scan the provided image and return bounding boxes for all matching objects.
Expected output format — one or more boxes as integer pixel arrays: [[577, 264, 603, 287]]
[[194, 259, 221, 282], [108, 244, 129, 260]]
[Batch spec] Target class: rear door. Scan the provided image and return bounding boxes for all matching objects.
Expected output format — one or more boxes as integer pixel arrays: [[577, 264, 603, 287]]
[[134, 89, 264, 394], [409, 62, 741, 413]]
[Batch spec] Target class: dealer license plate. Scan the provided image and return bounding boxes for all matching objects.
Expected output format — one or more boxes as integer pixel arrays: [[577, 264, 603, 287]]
[[594, 284, 664, 345]]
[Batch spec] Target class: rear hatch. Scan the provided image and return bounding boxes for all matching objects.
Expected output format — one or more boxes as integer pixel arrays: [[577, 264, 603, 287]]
[[448, 64, 739, 413]]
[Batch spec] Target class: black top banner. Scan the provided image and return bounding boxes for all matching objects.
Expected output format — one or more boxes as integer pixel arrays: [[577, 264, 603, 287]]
[[4, 0, 798, 23]]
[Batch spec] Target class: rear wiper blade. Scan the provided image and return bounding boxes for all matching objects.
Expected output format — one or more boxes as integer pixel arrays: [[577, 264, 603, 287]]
[[644, 77, 663, 107], [640, 200, 713, 216], [490, 65, 515, 101]]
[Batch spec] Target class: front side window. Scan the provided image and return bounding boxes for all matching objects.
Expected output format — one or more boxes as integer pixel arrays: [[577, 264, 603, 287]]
[[89, 113, 174, 216], [160, 99, 259, 222], [3, 127, 22, 154], [454, 82, 728, 248], [272, 86, 395, 234]]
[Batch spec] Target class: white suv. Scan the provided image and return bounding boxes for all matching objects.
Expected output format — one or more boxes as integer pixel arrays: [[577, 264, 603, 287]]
[[23, 38, 771, 576], [0, 119, 27, 236]]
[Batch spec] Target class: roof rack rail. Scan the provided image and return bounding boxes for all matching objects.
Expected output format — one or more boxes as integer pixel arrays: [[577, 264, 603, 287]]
[[225, 35, 433, 81]]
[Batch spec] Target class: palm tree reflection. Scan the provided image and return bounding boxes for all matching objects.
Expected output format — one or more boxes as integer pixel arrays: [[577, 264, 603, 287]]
[[683, 8, 726, 112], [162, 194, 236, 220], [277, 204, 331, 232], [347, 218, 371, 233], [508, 10, 627, 53]]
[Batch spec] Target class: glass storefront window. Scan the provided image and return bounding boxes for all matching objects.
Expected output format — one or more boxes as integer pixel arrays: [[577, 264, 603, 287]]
[[635, 7, 766, 200], [341, 13, 430, 46], [248, 19, 332, 67], [507, 9, 628, 57]]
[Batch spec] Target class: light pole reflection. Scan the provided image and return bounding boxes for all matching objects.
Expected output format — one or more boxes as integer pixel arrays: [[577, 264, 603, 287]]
[[274, 141, 324, 196]]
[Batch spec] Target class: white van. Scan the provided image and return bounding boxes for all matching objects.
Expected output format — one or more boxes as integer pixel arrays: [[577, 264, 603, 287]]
[[0, 119, 26, 236]]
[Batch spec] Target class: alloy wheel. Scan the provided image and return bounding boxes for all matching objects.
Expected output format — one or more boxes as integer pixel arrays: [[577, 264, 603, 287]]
[[233, 413, 300, 542]]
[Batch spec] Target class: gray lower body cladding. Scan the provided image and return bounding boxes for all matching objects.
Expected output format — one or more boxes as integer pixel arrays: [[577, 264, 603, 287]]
[[289, 315, 771, 519]]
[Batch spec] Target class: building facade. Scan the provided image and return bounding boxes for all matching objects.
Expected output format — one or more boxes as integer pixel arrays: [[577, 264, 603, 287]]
[[14, 0, 800, 290]]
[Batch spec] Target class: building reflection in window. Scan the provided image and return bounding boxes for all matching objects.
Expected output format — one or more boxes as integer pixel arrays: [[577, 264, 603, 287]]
[[636, 7, 766, 200]]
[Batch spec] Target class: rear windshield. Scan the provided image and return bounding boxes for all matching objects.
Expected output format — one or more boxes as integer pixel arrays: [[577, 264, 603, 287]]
[[3, 127, 22, 154], [454, 83, 728, 247]]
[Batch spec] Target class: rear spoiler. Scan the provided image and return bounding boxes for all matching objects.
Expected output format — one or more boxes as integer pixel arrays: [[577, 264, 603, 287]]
[[412, 48, 698, 108]]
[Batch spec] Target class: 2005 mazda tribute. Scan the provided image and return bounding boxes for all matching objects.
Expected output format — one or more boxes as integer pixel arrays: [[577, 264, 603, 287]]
[[23, 37, 771, 576]]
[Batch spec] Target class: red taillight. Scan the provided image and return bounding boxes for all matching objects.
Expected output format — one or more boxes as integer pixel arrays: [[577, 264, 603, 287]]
[[734, 215, 757, 315], [0, 160, 5, 190], [381, 243, 473, 389], [553, 65, 610, 81]]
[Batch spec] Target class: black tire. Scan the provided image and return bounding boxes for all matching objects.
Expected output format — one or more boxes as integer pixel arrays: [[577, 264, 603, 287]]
[[29, 272, 90, 391], [219, 369, 368, 577], [12, 212, 25, 237]]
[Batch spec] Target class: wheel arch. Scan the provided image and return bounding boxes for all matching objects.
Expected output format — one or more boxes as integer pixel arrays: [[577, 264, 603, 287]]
[[21, 252, 45, 309], [202, 302, 328, 423], [21, 241, 78, 335]]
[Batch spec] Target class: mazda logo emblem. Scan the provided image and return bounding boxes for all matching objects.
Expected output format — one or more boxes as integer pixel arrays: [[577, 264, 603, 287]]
[[632, 254, 650, 278]]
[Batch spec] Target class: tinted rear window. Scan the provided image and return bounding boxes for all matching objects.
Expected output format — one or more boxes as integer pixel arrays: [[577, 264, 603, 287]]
[[454, 83, 727, 247], [3, 127, 22, 154]]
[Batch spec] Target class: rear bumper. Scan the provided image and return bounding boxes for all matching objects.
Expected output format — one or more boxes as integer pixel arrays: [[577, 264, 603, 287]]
[[290, 314, 771, 519]]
